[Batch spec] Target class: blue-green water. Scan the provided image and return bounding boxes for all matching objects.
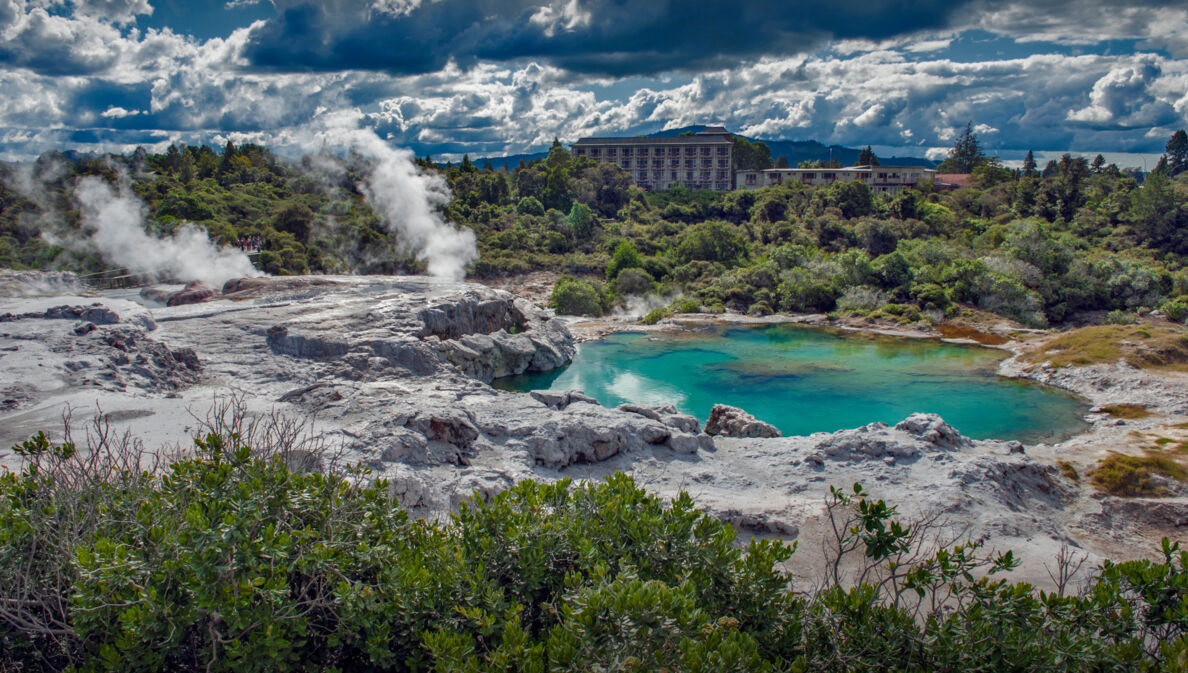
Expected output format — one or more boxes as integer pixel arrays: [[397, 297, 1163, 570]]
[[495, 324, 1090, 443]]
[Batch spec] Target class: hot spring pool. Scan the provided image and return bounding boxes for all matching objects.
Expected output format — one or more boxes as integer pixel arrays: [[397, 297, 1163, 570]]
[[495, 324, 1090, 443]]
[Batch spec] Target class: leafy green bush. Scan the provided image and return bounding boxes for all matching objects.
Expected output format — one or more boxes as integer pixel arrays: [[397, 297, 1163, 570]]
[[671, 297, 702, 314], [1106, 309, 1139, 325], [516, 196, 545, 216], [836, 286, 887, 313], [614, 268, 654, 296], [550, 276, 604, 317], [605, 239, 644, 280], [2, 424, 1187, 672], [675, 221, 748, 266], [1162, 297, 1188, 322], [641, 308, 667, 325]]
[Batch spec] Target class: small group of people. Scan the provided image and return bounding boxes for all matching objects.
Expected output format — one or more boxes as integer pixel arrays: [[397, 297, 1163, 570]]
[[235, 235, 263, 253]]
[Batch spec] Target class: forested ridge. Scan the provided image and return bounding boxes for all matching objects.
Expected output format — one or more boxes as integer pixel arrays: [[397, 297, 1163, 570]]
[[3, 131, 1188, 329]]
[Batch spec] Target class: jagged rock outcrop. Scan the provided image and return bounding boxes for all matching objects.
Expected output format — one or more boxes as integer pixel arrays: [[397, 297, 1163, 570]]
[[254, 278, 575, 385], [705, 404, 781, 438], [494, 395, 714, 468], [427, 296, 574, 383]]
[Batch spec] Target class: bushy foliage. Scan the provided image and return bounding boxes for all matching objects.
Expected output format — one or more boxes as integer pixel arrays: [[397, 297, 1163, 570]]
[[549, 275, 605, 316], [2, 429, 1186, 673], [605, 239, 643, 280]]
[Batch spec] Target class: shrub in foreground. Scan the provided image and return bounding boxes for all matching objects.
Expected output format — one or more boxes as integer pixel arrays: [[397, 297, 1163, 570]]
[[0, 424, 1185, 672]]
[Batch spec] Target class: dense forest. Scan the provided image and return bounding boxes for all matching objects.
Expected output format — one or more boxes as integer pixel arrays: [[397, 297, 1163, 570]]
[[2, 130, 1188, 329]]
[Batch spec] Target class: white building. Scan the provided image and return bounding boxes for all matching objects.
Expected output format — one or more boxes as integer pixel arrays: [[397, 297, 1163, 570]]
[[735, 166, 936, 196], [572, 127, 734, 191]]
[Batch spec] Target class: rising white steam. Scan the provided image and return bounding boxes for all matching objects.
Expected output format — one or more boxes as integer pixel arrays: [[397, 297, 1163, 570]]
[[71, 177, 261, 288], [311, 115, 477, 281]]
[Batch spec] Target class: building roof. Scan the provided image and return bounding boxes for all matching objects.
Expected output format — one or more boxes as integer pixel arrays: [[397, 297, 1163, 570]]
[[934, 173, 971, 187], [573, 135, 732, 145], [741, 166, 936, 174]]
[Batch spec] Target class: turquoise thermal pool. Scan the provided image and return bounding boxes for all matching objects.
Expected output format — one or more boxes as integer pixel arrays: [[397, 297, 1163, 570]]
[[495, 324, 1090, 443]]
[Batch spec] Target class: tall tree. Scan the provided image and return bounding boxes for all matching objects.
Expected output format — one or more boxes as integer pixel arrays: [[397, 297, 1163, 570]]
[[1165, 129, 1188, 176], [856, 146, 879, 166], [936, 122, 984, 173], [1021, 150, 1036, 175], [162, 144, 182, 173], [1090, 154, 1106, 174], [1152, 155, 1170, 177], [775, 155, 789, 169], [216, 140, 237, 180], [732, 137, 773, 171]]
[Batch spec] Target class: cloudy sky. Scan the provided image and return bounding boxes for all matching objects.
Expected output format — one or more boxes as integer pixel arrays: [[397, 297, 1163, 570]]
[[2, 0, 1187, 163]]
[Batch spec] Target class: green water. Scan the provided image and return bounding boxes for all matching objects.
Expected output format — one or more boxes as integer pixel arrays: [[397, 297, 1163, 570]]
[[496, 324, 1090, 443]]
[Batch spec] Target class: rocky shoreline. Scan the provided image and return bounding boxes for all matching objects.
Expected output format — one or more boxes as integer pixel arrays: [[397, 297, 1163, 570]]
[[0, 272, 1184, 589]]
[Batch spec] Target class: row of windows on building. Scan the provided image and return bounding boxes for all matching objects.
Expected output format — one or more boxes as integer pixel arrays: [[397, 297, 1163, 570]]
[[742, 171, 914, 185], [639, 170, 731, 180], [616, 159, 729, 169], [578, 146, 730, 158]]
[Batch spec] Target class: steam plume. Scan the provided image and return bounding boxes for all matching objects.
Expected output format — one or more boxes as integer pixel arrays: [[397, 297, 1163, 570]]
[[71, 177, 261, 288], [312, 115, 478, 281]]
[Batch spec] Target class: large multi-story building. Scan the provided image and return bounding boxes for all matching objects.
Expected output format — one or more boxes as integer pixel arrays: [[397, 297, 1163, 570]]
[[735, 166, 936, 196], [571, 126, 734, 191]]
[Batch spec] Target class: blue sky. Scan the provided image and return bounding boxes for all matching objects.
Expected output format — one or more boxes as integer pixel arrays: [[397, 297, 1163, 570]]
[[1, 0, 1186, 164]]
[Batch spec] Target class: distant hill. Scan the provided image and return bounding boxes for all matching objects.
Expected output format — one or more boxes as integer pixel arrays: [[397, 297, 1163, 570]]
[[472, 125, 936, 170]]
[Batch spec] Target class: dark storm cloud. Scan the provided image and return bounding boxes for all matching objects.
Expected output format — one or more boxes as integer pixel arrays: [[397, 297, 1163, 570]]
[[242, 0, 979, 76]]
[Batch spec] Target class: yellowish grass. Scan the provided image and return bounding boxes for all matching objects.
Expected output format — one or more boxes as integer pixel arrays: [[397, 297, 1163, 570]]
[[1022, 324, 1188, 370], [1090, 452, 1186, 497], [1058, 460, 1080, 482], [1099, 403, 1153, 420]]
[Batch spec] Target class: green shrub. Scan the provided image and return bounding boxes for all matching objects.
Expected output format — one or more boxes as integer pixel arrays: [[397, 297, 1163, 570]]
[[836, 285, 887, 313], [1162, 296, 1188, 322], [747, 300, 773, 316], [2, 426, 1187, 673], [516, 196, 545, 216], [641, 308, 667, 325], [550, 276, 603, 316], [614, 268, 654, 296], [675, 221, 748, 266], [670, 297, 702, 314], [1105, 309, 1138, 325], [606, 239, 644, 279]]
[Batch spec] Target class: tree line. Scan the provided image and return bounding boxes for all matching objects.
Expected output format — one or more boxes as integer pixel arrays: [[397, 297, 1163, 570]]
[[2, 130, 1188, 328]]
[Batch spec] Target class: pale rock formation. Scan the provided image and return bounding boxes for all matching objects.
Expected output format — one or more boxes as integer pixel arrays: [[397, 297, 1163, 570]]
[[705, 403, 781, 438]]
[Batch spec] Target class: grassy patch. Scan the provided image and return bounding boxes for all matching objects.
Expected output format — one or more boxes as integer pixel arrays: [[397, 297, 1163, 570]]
[[1058, 460, 1080, 482], [1099, 403, 1153, 420], [1090, 452, 1186, 497], [1022, 324, 1188, 370]]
